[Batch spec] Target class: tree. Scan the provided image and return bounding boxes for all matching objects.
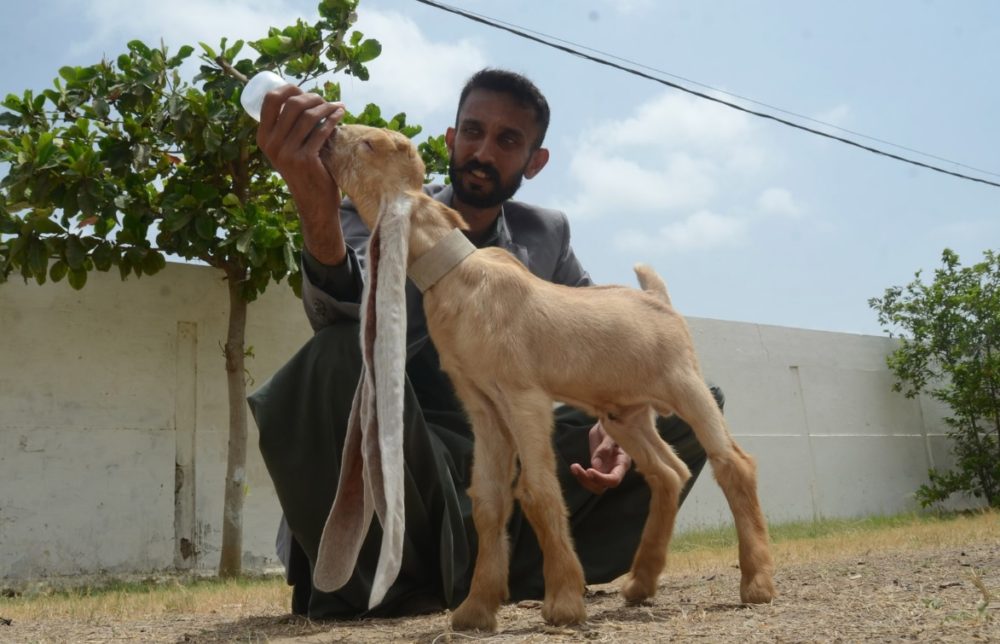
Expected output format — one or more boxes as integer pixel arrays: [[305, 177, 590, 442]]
[[0, 0, 448, 576], [869, 248, 1000, 509]]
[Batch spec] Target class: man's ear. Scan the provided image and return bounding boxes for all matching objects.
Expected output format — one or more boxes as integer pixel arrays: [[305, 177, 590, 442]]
[[523, 147, 550, 180], [445, 127, 456, 155]]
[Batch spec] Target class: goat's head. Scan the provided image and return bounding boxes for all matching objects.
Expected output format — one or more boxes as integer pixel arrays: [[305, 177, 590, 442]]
[[322, 124, 426, 228]]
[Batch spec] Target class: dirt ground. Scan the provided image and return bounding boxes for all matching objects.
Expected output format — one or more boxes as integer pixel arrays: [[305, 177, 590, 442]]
[[2, 540, 997, 643]]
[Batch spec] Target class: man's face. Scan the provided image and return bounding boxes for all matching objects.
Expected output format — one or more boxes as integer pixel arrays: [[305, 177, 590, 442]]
[[446, 89, 548, 209]]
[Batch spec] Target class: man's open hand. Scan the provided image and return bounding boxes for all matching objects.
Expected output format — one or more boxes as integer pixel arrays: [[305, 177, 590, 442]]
[[570, 421, 632, 494]]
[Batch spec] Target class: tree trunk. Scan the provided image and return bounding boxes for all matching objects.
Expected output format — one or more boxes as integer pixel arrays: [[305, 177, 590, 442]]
[[218, 266, 249, 578]]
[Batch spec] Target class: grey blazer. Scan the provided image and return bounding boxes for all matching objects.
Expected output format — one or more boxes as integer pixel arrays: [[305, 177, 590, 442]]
[[300, 184, 592, 357]]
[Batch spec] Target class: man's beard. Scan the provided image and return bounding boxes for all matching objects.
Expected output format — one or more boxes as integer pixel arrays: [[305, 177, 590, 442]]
[[448, 158, 525, 208]]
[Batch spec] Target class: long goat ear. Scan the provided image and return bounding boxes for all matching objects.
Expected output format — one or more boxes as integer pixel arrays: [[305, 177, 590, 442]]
[[365, 196, 411, 608], [313, 195, 412, 609]]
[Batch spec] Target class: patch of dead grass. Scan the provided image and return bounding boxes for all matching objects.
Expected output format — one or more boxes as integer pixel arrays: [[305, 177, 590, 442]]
[[1, 510, 997, 643]]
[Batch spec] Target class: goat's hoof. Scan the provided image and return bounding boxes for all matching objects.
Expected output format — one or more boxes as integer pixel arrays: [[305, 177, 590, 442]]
[[620, 575, 657, 604], [451, 600, 498, 632], [740, 573, 777, 604], [542, 594, 587, 626]]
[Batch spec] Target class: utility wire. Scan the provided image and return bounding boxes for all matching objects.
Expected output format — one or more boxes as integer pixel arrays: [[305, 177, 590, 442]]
[[462, 8, 1000, 181], [414, 0, 1000, 189]]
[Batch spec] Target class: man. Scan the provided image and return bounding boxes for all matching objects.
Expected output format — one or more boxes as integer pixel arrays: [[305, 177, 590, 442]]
[[249, 68, 719, 619]]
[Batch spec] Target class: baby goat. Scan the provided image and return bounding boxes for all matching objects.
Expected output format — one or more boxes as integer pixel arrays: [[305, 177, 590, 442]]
[[314, 124, 776, 631]]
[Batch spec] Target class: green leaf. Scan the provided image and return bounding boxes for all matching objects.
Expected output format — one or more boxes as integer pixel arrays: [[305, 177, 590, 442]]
[[195, 214, 218, 239], [355, 38, 381, 63], [68, 267, 88, 289], [35, 131, 57, 166], [92, 242, 113, 271], [93, 97, 110, 120], [118, 254, 131, 280], [65, 235, 86, 270], [50, 259, 68, 282], [257, 35, 294, 57], [127, 40, 153, 57], [31, 217, 65, 235], [198, 41, 218, 59], [0, 111, 22, 127], [142, 250, 166, 275], [164, 209, 195, 232], [235, 228, 254, 254], [223, 40, 244, 61], [27, 238, 48, 276], [168, 45, 195, 67], [58, 66, 78, 82]]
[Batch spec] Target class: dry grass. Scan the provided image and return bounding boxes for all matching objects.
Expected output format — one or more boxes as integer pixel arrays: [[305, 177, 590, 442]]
[[668, 509, 1000, 573], [1, 576, 288, 622], [1, 509, 997, 643]]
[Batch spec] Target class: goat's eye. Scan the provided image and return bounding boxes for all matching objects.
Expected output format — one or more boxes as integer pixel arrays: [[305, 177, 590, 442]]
[[363, 139, 375, 151]]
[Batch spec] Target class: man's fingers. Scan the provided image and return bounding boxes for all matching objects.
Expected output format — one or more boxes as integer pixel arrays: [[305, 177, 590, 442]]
[[260, 91, 328, 155], [570, 463, 623, 494], [301, 103, 347, 155], [257, 84, 304, 147], [279, 95, 335, 149]]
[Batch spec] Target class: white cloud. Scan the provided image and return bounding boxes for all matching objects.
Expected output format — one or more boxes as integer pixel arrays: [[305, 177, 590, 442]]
[[346, 10, 487, 121], [551, 90, 812, 253], [756, 187, 802, 218], [554, 91, 767, 220], [564, 143, 717, 218], [583, 91, 753, 153], [69, 0, 296, 58], [61, 1, 486, 123], [614, 210, 748, 253]]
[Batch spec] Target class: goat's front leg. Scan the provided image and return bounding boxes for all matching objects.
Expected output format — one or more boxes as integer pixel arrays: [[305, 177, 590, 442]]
[[450, 387, 518, 632], [503, 391, 587, 626]]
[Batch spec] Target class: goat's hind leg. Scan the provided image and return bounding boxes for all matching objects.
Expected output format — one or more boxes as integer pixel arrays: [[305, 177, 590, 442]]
[[669, 379, 776, 604], [504, 390, 587, 626], [600, 406, 690, 603], [450, 384, 519, 632]]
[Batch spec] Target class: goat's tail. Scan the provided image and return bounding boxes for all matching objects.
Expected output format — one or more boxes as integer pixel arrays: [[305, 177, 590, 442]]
[[634, 263, 672, 306]]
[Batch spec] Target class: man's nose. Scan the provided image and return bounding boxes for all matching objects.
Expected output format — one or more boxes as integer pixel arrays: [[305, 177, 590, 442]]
[[471, 138, 498, 166]]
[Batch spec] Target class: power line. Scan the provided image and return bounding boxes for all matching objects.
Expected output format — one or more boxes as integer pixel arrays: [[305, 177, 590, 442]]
[[413, 0, 1000, 190], [458, 8, 1000, 181]]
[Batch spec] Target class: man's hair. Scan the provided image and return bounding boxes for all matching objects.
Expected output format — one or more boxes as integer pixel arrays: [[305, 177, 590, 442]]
[[456, 68, 551, 148]]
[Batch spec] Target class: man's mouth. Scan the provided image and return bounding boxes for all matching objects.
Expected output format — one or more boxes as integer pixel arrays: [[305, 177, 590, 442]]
[[461, 163, 499, 185]]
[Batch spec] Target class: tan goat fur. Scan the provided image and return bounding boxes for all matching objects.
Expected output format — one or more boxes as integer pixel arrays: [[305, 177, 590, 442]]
[[319, 124, 776, 631]]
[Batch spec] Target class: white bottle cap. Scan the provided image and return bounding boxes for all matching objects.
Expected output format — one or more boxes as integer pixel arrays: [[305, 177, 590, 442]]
[[241, 71, 290, 121]]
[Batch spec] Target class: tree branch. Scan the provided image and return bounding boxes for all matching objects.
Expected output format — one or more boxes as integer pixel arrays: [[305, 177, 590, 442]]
[[215, 56, 248, 85]]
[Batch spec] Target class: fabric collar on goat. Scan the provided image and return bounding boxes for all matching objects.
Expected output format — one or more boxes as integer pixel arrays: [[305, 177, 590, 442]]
[[313, 196, 411, 609], [408, 228, 476, 293]]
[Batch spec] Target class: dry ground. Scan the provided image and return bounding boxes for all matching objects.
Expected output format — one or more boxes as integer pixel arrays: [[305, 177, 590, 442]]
[[2, 512, 998, 643]]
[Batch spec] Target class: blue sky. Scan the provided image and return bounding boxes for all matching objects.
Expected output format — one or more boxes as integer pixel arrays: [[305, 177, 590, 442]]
[[3, 0, 998, 335]]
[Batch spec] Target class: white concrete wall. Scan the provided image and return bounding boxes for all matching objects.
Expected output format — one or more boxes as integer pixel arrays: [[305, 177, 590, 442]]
[[0, 262, 970, 580]]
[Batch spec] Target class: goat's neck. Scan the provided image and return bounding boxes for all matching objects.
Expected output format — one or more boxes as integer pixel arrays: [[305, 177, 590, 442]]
[[350, 187, 468, 267], [404, 192, 468, 267]]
